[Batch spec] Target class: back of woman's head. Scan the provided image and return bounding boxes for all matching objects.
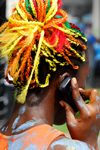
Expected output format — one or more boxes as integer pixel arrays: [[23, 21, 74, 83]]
[[0, 0, 87, 104]]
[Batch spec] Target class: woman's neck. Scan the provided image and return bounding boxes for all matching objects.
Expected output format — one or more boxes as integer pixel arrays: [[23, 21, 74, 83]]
[[0, 80, 58, 136], [0, 93, 55, 136]]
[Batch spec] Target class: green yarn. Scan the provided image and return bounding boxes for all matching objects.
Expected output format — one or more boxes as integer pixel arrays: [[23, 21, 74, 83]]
[[64, 21, 70, 29], [17, 4, 22, 17], [46, 0, 51, 14], [28, 1, 34, 15], [25, 0, 31, 14], [25, 0, 33, 15], [65, 21, 85, 37], [54, 15, 63, 18], [25, 0, 35, 20]]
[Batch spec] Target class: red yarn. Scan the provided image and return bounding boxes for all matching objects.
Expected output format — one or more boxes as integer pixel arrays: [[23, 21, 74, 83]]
[[57, 0, 63, 9], [70, 23, 81, 32], [56, 30, 69, 52], [56, 25, 70, 52], [33, 0, 38, 14], [54, 12, 63, 19], [44, 26, 70, 53], [48, 29, 58, 45]]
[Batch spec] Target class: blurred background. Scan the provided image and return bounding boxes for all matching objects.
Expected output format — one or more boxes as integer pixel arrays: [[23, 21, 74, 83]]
[[0, 0, 100, 126]]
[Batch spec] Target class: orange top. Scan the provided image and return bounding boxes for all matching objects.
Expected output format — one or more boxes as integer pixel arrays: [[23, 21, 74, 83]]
[[0, 124, 66, 150]]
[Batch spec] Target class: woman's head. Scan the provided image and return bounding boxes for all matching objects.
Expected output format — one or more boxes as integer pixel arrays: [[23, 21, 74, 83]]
[[0, 0, 88, 104]]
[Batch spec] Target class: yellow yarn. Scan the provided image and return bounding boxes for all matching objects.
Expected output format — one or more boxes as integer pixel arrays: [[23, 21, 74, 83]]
[[43, 37, 58, 48], [0, 33, 19, 50], [0, 36, 23, 58], [17, 30, 44, 103], [16, 3, 28, 21], [69, 29, 87, 42], [54, 25, 71, 35], [9, 15, 44, 26], [67, 39, 79, 46], [45, 0, 57, 23], [0, 22, 8, 32], [29, 0, 37, 19], [35, 55, 51, 87]]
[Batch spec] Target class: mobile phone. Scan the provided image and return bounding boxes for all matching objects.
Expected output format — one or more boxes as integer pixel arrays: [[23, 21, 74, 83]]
[[59, 76, 78, 113]]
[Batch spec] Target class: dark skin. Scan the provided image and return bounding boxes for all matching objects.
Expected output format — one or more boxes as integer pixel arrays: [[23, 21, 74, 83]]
[[0, 54, 100, 150]]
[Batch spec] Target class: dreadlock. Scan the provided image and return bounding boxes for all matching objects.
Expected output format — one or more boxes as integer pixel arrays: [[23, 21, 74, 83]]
[[0, 0, 87, 104]]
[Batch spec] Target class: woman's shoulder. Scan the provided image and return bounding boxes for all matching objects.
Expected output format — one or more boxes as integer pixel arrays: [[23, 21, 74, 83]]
[[48, 135, 95, 150], [48, 136, 75, 150]]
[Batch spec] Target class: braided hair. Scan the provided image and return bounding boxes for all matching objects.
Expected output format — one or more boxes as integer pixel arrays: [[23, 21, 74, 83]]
[[0, 0, 87, 103]]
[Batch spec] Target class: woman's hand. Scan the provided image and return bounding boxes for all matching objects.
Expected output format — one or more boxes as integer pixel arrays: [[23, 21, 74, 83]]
[[59, 77, 100, 150]]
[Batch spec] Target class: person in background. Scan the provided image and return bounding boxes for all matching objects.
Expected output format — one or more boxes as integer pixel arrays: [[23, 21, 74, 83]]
[[0, 0, 100, 149]]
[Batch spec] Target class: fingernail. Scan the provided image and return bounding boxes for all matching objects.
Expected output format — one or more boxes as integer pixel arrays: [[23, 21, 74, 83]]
[[79, 88, 83, 91], [72, 77, 77, 83], [79, 88, 83, 90], [59, 101, 64, 107], [72, 78, 78, 89]]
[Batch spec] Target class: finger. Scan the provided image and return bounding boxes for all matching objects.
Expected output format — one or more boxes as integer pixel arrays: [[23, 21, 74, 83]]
[[79, 88, 97, 99], [79, 88, 100, 105], [79, 88, 92, 100], [71, 78, 89, 116], [59, 101, 77, 127]]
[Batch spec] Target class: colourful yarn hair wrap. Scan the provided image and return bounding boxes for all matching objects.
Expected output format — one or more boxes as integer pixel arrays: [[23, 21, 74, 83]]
[[0, 0, 87, 103]]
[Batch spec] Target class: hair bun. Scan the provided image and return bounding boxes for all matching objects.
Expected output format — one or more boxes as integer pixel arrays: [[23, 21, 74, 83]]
[[0, 0, 87, 103]]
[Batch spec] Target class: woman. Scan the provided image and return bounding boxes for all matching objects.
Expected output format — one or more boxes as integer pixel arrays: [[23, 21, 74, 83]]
[[0, 0, 100, 149]]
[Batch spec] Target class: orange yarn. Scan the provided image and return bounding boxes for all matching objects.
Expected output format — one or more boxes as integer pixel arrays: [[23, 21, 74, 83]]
[[35, 0, 41, 21], [25, 57, 33, 81], [61, 51, 79, 69], [12, 8, 17, 20], [19, 0, 34, 21], [44, 0, 49, 21], [66, 34, 87, 50], [8, 22, 21, 28], [0, 22, 8, 32], [43, 9, 68, 29]]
